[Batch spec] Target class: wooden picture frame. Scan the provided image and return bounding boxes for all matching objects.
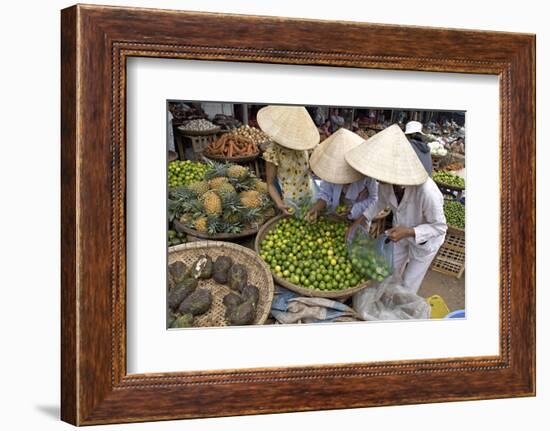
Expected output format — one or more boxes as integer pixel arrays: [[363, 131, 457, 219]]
[[61, 4, 536, 425]]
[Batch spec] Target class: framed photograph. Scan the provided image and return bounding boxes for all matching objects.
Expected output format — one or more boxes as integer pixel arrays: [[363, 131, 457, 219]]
[[61, 4, 536, 425]]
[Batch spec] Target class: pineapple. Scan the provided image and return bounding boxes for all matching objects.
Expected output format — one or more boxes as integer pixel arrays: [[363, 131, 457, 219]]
[[204, 160, 229, 180], [187, 180, 209, 196], [227, 164, 248, 179], [194, 216, 208, 233], [220, 190, 242, 212], [239, 190, 262, 209], [205, 216, 224, 235], [218, 182, 236, 196], [179, 213, 192, 224], [208, 176, 229, 189], [254, 180, 268, 194], [223, 212, 240, 224], [202, 191, 223, 216]]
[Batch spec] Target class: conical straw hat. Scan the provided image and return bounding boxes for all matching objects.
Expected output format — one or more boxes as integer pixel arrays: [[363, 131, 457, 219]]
[[344, 124, 428, 186], [257, 105, 320, 150], [310, 128, 365, 184]]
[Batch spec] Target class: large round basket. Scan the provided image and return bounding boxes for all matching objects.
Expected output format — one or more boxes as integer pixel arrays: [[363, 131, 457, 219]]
[[254, 215, 370, 299], [173, 219, 259, 240], [168, 241, 274, 327], [203, 152, 260, 163], [434, 180, 465, 192]]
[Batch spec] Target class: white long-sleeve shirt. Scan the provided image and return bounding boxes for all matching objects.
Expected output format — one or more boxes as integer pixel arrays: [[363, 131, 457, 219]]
[[316, 177, 378, 220], [363, 178, 447, 257]]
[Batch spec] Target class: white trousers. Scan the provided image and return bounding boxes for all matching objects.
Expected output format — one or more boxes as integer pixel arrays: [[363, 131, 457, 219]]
[[391, 241, 439, 294]]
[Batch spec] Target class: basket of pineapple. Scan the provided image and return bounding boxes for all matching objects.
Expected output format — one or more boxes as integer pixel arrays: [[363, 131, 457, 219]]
[[169, 161, 276, 240]]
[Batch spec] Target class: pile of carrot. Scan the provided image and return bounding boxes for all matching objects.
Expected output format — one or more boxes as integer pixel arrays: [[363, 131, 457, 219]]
[[206, 134, 258, 158]]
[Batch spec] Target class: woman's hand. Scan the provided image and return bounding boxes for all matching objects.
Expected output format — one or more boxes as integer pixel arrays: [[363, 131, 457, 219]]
[[386, 226, 415, 242], [305, 208, 318, 223], [277, 203, 292, 216], [305, 200, 326, 223]]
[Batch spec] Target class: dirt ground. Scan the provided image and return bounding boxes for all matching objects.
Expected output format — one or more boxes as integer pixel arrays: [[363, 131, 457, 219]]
[[418, 269, 465, 312]]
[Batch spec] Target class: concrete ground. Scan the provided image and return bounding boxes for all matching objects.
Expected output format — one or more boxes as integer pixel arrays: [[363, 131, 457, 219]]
[[418, 269, 465, 312]]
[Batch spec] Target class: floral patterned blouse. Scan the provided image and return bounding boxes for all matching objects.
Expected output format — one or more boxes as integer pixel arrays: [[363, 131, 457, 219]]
[[262, 142, 313, 203]]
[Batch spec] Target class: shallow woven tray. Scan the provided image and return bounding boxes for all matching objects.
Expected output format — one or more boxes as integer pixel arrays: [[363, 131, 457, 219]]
[[177, 125, 221, 136], [173, 219, 259, 240], [431, 225, 465, 279], [254, 215, 370, 299], [168, 241, 274, 327]]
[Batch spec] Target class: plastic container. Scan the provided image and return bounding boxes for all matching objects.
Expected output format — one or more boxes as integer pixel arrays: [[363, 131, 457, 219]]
[[445, 309, 466, 319], [427, 294, 450, 319]]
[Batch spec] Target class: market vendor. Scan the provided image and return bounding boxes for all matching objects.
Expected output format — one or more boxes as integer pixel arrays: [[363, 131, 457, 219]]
[[305, 128, 378, 222], [404, 120, 432, 176], [345, 125, 447, 293], [258, 105, 320, 215]]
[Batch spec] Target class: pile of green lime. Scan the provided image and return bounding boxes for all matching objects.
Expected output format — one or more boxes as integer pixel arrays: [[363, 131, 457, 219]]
[[168, 229, 187, 247], [433, 171, 465, 189], [168, 160, 209, 189], [444, 200, 465, 229], [259, 217, 367, 291]]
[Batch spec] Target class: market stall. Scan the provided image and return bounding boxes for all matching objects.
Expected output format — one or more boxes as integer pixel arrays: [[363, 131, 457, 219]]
[[166, 103, 465, 327]]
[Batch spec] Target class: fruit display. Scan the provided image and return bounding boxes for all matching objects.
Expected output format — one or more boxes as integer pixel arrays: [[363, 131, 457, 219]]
[[348, 231, 392, 282], [167, 229, 187, 247], [168, 161, 275, 235], [178, 118, 219, 133], [433, 171, 465, 189], [444, 200, 465, 230], [205, 133, 258, 159], [167, 253, 260, 327], [168, 160, 209, 189], [231, 125, 271, 146], [259, 217, 370, 292]]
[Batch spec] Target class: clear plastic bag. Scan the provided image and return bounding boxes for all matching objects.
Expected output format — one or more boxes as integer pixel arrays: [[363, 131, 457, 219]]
[[352, 277, 431, 321], [286, 195, 315, 220], [347, 225, 393, 282]]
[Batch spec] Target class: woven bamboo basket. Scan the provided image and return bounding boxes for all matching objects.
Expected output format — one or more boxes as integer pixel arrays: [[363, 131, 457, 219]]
[[203, 152, 260, 163], [177, 125, 222, 136], [254, 215, 370, 299], [168, 241, 274, 327], [434, 180, 465, 192], [430, 225, 465, 278], [173, 219, 259, 240]]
